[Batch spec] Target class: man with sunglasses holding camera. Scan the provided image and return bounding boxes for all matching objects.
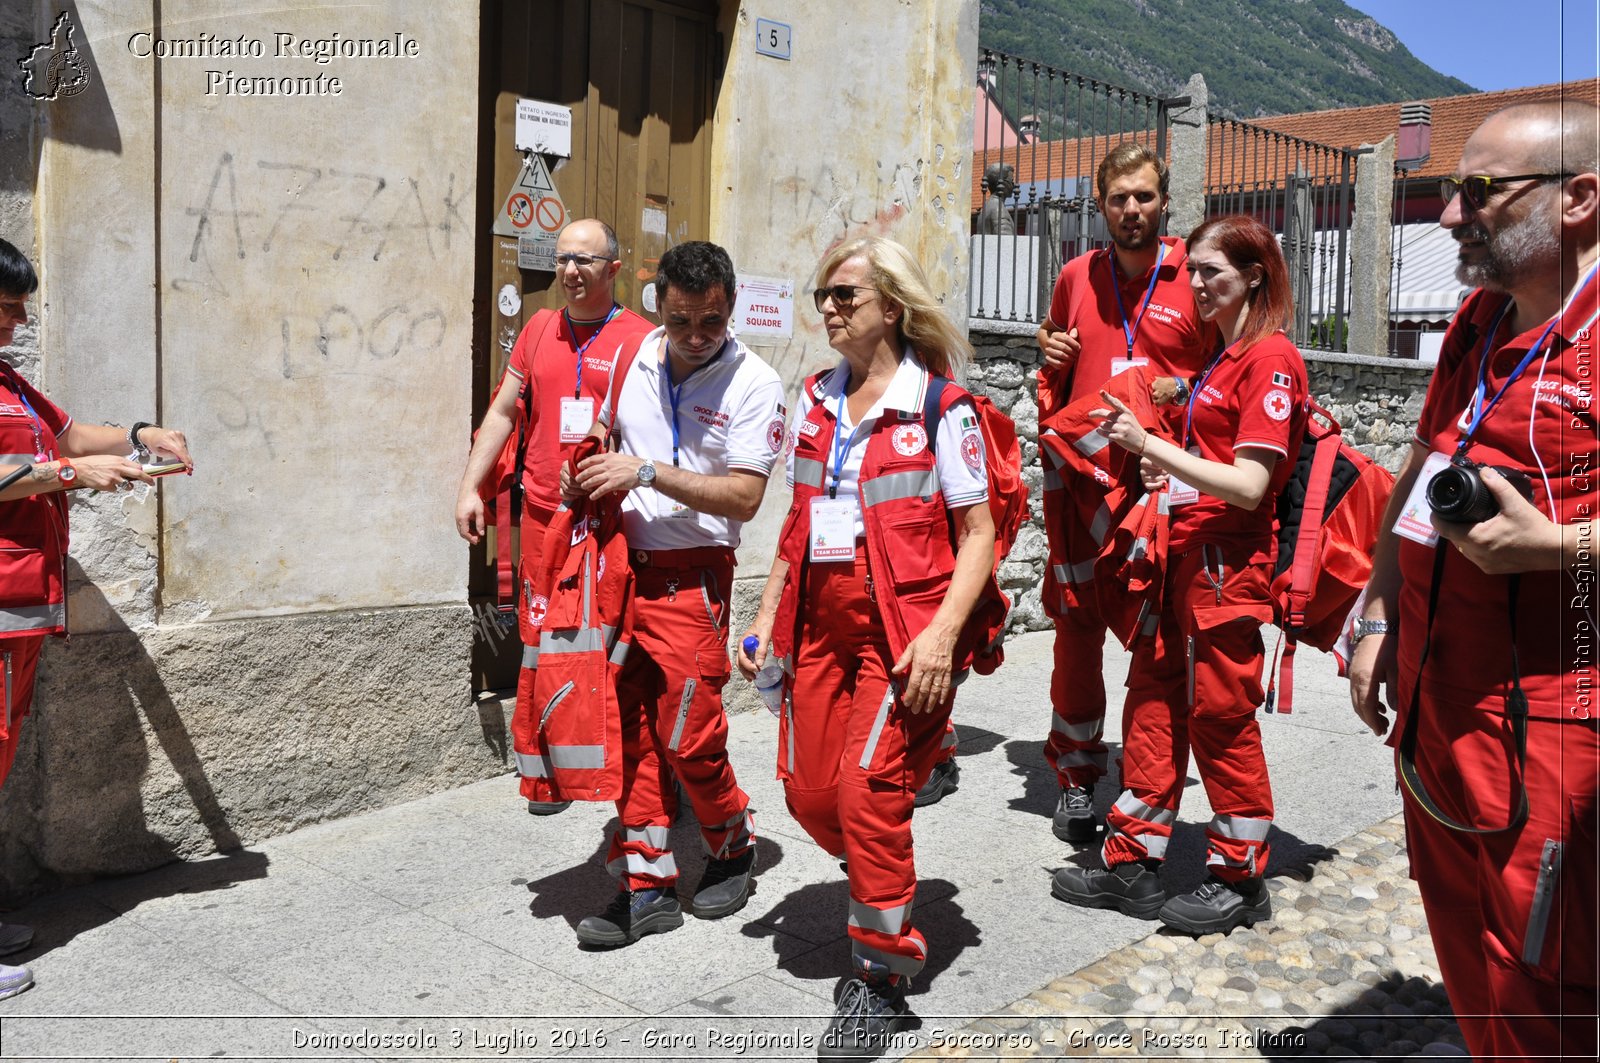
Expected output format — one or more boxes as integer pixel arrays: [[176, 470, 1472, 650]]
[[456, 218, 654, 815], [1349, 101, 1599, 1062]]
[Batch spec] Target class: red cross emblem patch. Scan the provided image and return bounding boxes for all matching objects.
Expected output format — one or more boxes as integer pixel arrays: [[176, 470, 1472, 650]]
[[891, 423, 928, 456], [527, 594, 549, 630], [1263, 389, 1292, 421], [767, 417, 785, 454]]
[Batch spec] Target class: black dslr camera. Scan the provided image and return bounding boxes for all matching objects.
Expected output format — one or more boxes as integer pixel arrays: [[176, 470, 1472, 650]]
[[1425, 455, 1534, 525]]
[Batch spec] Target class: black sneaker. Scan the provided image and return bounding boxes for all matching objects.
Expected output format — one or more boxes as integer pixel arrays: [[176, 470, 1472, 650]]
[[575, 888, 683, 947], [912, 759, 959, 808], [1159, 875, 1271, 936], [818, 977, 908, 1061], [691, 848, 756, 919], [1051, 858, 1164, 919], [1052, 784, 1101, 843], [527, 800, 572, 816]]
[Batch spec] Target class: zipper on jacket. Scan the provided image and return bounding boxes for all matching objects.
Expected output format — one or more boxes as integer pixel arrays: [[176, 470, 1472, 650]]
[[1523, 839, 1563, 966], [539, 680, 575, 733], [2, 650, 10, 736], [669, 680, 696, 751], [1185, 635, 1197, 707]]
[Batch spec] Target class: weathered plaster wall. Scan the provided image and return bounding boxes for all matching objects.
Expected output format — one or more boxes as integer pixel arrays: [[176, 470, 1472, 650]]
[[708, 1, 981, 697], [1, 0, 495, 901]]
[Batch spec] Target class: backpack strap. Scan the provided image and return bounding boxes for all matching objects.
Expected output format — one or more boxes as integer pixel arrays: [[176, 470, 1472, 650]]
[[1266, 428, 1343, 713], [922, 374, 949, 454]]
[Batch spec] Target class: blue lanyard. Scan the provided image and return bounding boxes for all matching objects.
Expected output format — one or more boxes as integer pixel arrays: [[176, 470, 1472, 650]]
[[564, 304, 620, 399], [1, 366, 47, 460], [828, 374, 870, 499], [666, 338, 727, 468], [1460, 265, 1598, 452], [1109, 242, 1167, 360], [1183, 339, 1238, 448]]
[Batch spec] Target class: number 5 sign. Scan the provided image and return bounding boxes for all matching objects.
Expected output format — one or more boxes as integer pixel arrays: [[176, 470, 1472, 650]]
[[755, 18, 791, 61]]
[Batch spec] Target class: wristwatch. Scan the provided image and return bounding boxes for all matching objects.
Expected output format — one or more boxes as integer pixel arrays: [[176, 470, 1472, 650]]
[[128, 422, 155, 451], [55, 458, 76, 485], [1171, 376, 1192, 404], [636, 460, 657, 489], [1352, 617, 1389, 646]]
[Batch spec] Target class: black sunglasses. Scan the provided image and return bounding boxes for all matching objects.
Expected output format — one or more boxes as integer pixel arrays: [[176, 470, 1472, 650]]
[[1440, 172, 1572, 211], [811, 285, 878, 312]]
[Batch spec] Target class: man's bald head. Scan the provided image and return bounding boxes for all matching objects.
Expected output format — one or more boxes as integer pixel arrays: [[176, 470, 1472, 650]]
[[554, 218, 623, 318], [1479, 100, 1599, 176]]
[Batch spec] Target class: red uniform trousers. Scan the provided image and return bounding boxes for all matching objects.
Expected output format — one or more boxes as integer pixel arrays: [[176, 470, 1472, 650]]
[[1397, 686, 1598, 1062], [0, 634, 45, 790], [1043, 510, 1112, 791], [780, 550, 950, 981], [608, 550, 753, 891], [1103, 544, 1274, 880]]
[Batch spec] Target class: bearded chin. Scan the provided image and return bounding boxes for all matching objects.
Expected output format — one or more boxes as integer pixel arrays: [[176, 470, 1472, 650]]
[[1456, 211, 1561, 291], [1112, 227, 1157, 252]]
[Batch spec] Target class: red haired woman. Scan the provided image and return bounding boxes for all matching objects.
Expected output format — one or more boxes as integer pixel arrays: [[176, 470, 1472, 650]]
[[1052, 215, 1308, 936]]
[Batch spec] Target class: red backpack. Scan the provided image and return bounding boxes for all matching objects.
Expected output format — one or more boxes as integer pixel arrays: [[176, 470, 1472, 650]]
[[1266, 398, 1395, 712], [923, 377, 1030, 567]]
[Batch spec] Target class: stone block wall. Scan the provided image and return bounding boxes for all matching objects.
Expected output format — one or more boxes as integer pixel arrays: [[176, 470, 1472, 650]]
[[966, 325, 1435, 635]]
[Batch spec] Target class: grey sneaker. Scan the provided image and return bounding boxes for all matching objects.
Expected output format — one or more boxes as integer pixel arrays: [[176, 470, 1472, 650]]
[[818, 976, 908, 1061], [1051, 859, 1165, 919], [1052, 785, 1101, 843], [692, 848, 756, 919], [526, 800, 572, 816], [0, 923, 33, 957], [1159, 875, 1271, 936], [0, 962, 33, 1001], [575, 888, 683, 947]]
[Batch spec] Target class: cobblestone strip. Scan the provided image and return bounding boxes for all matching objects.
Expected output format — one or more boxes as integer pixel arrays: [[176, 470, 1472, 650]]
[[907, 816, 1468, 1060]]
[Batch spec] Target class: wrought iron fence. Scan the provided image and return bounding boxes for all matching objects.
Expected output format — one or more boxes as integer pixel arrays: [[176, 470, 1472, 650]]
[[970, 49, 1176, 324], [1206, 116, 1359, 352], [970, 49, 1365, 354]]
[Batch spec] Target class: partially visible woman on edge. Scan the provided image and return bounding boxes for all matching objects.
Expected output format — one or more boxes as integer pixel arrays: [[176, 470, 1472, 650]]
[[0, 237, 195, 1002], [737, 237, 997, 1062], [1051, 215, 1307, 937]]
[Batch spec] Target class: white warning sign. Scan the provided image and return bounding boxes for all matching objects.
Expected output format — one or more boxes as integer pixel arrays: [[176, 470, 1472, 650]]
[[494, 153, 568, 244], [515, 99, 573, 158]]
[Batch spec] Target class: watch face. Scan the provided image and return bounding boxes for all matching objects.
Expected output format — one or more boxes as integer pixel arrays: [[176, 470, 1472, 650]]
[[58, 464, 75, 482]]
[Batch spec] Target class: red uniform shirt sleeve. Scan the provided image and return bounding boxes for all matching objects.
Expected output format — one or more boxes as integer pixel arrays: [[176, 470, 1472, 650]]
[[1230, 339, 1304, 459]]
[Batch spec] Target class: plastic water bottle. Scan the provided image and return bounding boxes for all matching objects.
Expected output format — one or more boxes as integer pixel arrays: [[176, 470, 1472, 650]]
[[742, 635, 784, 717]]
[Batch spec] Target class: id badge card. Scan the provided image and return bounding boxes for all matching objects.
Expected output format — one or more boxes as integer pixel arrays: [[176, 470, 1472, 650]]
[[1111, 356, 1150, 378], [559, 397, 594, 444], [664, 498, 694, 519], [809, 497, 858, 563], [1393, 451, 1452, 547], [1166, 446, 1203, 506]]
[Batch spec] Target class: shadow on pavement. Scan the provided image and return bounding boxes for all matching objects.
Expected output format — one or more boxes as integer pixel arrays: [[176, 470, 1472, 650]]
[[1262, 971, 1464, 1059]]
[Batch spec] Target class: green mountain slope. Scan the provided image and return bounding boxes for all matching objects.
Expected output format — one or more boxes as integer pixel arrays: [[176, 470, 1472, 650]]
[[980, 0, 1476, 129]]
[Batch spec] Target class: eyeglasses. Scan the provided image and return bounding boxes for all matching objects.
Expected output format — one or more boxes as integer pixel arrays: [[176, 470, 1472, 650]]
[[811, 285, 878, 312], [1439, 172, 1572, 211], [554, 253, 615, 267]]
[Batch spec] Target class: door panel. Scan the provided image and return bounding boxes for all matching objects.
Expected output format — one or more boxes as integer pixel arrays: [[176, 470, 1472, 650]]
[[472, 0, 717, 692]]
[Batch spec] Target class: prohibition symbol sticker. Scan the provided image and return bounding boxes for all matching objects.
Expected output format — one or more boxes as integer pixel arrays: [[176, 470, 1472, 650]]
[[535, 196, 564, 232], [507, 193, 535, 229]]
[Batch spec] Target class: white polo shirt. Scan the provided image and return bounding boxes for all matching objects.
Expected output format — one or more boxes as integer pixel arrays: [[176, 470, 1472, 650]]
[[786, 351, 989, 539], [600, 326, 785, 550]]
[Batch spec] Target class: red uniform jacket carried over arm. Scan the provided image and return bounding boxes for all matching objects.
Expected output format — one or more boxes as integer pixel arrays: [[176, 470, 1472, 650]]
[[1036, 366, 1172, 647], [510, 437, 635, 803]]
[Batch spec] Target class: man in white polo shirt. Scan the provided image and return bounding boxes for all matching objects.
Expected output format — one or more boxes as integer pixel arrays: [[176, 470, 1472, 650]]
[[564, 240, 785, 947]]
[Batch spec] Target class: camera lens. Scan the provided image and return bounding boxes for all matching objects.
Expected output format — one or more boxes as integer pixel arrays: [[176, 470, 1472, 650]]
[[1426, 465, 1495, 524]]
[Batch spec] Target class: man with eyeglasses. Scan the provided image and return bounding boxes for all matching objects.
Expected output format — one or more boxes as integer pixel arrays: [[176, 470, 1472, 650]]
[[1349, 100, 1598, 1062], [456, 218, 654, 815], [1031, 143, 1214, 853]]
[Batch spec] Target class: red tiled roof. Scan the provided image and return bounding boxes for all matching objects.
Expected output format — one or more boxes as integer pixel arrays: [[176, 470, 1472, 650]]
[[970, 78, 1600, 214]]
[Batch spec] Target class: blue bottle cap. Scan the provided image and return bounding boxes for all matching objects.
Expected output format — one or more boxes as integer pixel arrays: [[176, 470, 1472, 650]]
[[742, 635, 760, 654]]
